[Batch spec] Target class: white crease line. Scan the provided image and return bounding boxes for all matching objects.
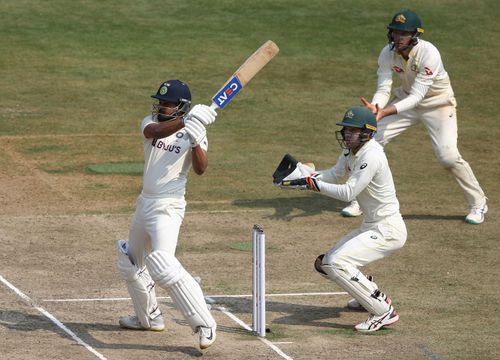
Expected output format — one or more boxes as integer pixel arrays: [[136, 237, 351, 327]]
[[217, 306, 293, 360], [39, 291, 349, 360], [0, 275, 107, 360], [42, 291, 348, 302], [188, 209, 269, 214], [0, 208, 270, 220]]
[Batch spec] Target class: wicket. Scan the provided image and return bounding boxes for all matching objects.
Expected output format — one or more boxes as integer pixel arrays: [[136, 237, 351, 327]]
[[252, 224, 266, 337]]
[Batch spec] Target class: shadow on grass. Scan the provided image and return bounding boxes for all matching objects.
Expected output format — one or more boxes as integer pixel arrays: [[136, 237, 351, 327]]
[[0, 310, 203, 357], [234, 196, 466, 223], [402, 214, 464, 221], [233, 195, 345, 221]]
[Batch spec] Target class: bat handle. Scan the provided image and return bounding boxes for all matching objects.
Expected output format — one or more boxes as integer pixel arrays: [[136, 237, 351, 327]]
[[209, 102, 219, 111]]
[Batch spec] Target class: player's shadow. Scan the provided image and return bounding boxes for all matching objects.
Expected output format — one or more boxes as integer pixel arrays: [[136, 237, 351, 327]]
[[233, 195, 345, 221], [0, 310, 203, 357], [215, 297, 353, 330], [402, 214, 465, 221], [233, 196, 467, 223]]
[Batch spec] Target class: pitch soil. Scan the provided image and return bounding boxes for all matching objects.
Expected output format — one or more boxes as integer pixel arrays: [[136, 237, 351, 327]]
[[1, 143, 498, 359], [1, 209, 425, 360]]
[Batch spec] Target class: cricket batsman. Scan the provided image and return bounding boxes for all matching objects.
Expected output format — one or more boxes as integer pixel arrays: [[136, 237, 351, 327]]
[[116, 79, 217, 349]]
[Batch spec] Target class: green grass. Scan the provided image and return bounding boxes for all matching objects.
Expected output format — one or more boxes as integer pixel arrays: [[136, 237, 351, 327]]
[[86, 162, 143, 175], [1, 1, 499, 359], [229, 242, 254, 252], [2, 0, 497, 203]]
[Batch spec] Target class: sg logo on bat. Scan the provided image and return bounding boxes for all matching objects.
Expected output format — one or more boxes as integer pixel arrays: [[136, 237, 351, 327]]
[[212, 76, 242, 109]]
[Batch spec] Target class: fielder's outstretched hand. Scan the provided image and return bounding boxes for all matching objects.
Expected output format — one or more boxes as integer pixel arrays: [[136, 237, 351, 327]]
[[361, 97, 379, 115], [186, 104, 217, 126], [184, 118, 207, 147]]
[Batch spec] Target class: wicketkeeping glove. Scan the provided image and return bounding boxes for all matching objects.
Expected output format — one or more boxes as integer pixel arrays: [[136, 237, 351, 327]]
[[185, 104, 217, 126], [280, 174, 321, 192], [184, 118, 207, 147]]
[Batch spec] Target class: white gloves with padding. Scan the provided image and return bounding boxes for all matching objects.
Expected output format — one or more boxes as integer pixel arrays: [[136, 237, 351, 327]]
[[186, 104, 217, 126], [184, 118, 206, 147]]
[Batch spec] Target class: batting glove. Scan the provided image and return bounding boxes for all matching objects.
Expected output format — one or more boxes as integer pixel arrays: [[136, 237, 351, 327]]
[[186, 104, 217, 126], [184, 118, 207, 147]]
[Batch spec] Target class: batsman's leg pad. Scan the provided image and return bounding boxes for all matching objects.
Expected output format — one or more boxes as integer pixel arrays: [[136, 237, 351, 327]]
[[117, 240, 161, 328], [321, 261, 389, 316], [145, 250, 215, 331]]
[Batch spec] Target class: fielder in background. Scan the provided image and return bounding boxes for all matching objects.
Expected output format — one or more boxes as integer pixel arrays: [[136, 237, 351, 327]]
[[116, 79, 217, 349], [279, 106, 407, 332], [341, 9, 488, 225]]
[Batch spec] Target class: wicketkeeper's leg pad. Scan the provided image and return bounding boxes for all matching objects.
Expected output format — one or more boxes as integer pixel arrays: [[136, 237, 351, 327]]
[[117, 240, 161, 328], [314, 254, 329, 279], [320, 260, 389, 316], [145, 250, 215, 331]]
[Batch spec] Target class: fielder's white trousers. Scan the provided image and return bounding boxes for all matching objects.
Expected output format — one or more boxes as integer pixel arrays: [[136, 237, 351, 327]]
[[323, 214, 407, 268], [375, 102, 485, 208], [127, 193, 186, 267]]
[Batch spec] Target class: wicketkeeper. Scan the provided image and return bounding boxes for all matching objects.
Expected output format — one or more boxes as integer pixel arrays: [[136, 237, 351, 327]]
[[277, 106, 407, 332]]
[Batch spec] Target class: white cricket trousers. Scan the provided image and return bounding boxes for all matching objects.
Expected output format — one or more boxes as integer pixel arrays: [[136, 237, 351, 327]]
[[127, 193, 186, 267], [375, 103, 485, 208], [323, 214, 407, 268]]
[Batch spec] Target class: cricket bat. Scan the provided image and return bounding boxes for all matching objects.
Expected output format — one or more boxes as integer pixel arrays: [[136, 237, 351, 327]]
[[209, 40, 279, 110]]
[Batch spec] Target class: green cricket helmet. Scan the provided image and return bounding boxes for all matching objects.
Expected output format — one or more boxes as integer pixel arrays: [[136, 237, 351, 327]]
[[335, 106, 377, 151], [336, 106, 377, 131], [387, 9, 424, 49]]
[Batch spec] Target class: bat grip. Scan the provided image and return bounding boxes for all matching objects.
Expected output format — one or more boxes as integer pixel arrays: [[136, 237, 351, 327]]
[[209, 103, 219, 110]]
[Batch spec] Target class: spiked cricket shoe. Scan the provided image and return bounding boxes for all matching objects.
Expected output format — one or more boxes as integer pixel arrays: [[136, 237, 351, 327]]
[[341, 201, 363, 217], [465, 203, 488, 225], [355, 305, 399, 333], [119, 315, 165, 331], [198, 325, 216, 349]]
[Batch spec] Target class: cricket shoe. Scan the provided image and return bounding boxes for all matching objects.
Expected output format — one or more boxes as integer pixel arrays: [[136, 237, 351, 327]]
[[465, 203, 488, 225], [341, 201, 363, 217], [355, 305, 399, 333], [347, 292, 392, 311], [119, 314, 165, 331], [198, 325, 216, 350]]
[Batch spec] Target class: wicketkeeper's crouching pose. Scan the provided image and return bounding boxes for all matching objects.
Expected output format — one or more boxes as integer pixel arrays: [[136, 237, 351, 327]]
[[117, 79, 217, 349], [277, 106, 407, 332]]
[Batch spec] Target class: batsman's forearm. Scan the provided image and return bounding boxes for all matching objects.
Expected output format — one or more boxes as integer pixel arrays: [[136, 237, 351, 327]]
[[191, 147, 208, 175], [143, 117, 184, 139]]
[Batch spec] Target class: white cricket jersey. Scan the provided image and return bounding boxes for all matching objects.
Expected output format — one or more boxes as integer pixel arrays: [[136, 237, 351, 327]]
[[372, 40, 455, 113], [316, 140, 400, 223], [140, 115, 208, 197]]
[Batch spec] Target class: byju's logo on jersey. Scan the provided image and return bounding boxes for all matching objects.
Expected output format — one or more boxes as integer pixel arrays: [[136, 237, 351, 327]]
[[212, 76, 242, 109], [151, 139, 181, 154]]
